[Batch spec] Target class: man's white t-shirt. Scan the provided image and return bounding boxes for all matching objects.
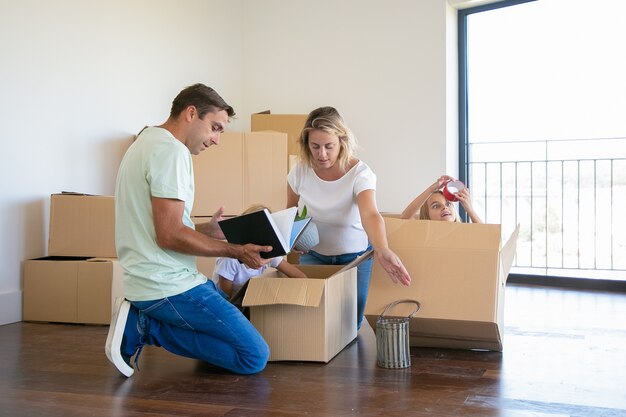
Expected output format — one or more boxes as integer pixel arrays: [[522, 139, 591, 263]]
[[115, 127, 206, 301], [287, 160, 376, 255]]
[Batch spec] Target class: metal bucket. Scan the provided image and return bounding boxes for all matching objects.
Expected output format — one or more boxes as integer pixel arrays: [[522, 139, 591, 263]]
[[376, 299, 421, 369]]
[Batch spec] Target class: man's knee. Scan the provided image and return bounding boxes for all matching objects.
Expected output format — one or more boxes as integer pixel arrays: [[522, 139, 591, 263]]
[[237, 339, 270, 375]]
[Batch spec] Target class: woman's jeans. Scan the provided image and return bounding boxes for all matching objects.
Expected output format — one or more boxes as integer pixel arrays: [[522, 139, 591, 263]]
[[299, 247, 373, 330], [130, 280, 269, 375]]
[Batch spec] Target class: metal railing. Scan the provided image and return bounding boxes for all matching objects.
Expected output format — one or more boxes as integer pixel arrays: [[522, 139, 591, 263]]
[[467, 137, 626, 281]]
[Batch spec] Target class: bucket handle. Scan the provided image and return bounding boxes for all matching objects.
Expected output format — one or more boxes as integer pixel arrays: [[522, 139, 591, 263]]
[[379, 299, 421, 320]]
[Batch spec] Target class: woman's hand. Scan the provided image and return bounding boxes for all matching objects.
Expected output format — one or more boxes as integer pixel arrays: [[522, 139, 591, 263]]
[[375, 247, 411, 286]]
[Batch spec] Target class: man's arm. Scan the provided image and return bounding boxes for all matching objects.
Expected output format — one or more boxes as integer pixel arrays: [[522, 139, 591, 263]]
[[151, 197, 271, 269]]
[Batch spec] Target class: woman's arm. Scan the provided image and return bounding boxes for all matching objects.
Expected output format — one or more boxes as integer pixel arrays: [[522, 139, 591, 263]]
[[287, 185, 299, 209], [357, 190, 411, 286], [400, 175, 454, 219]]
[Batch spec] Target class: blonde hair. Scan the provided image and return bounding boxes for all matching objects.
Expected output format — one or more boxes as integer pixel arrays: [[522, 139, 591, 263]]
[[418, 191, 462, 222], [242, 204, 269, 215], [297, 106, 357, 172]]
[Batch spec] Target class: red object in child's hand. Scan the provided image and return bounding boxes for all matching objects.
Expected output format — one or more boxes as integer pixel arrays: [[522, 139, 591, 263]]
[[443, 180, 465, 202]]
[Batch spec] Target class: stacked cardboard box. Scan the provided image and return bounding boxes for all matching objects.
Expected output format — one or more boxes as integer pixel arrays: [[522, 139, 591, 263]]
[[251, 111, 307, 160], [192, 216, 219, 278], [23, 193, 123, 324], [192, 129, 289, 274], [364, 218, 519, 352], [192, 131, 288, 216], [250, 112, 307, 263]]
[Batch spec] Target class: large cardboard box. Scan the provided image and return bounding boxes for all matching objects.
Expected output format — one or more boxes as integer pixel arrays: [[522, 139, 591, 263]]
[[23, 257, 123, 324], [192, 131, 288, 216], [364, 219, 519, 351], [251, 111, 307, 157], [243, 264, 358, 362], [48, 193, 116, 258]]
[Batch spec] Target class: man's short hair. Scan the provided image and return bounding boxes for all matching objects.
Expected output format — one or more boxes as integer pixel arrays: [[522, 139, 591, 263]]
[[170, 83, 235, 119]]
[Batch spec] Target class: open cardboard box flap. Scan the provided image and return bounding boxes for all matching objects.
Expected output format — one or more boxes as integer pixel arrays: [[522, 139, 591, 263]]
[[243, 251, 372, 308], [243, 277, 326, 307]]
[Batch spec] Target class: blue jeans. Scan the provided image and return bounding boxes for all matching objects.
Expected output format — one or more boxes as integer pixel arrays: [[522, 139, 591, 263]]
[[130, 280, 269, 375], [299, 246, 373, 330]]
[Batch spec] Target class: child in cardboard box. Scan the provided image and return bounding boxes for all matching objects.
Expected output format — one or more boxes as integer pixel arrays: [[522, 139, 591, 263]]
[[212, 205, 306, 298], [401, 175, 483, 223]]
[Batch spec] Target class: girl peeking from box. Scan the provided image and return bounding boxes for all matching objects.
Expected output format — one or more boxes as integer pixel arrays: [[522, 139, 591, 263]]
[[400, 175, 483, 224]]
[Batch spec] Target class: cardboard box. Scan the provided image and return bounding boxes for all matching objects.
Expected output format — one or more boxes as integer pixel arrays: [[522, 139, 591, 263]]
[[192, 131, 288, 216], [364, 219, 519, 351], [193, 132, 244, 216], [251, 111, 307, 157], [23, 257, 124, 324], [48, 193, 116, 258], [243, 264, 358, 362], [197, 256, 218, 278], [191, 216, 221, 277]]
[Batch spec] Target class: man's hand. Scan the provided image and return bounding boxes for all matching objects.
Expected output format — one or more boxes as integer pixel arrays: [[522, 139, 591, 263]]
[[238, 243, 273, 269]]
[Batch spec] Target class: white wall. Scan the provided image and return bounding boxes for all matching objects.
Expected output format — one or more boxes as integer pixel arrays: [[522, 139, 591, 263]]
[[241, 0, 456, 212], [0, 0, 245, 324], [0, 0, 458, 325]]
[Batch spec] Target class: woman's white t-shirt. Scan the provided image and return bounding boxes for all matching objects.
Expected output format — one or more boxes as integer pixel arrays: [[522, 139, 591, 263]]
[[287, 160, 376, 256]]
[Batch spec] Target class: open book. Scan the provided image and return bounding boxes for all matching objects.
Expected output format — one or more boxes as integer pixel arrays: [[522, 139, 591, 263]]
[[218, 206, 312, 259]]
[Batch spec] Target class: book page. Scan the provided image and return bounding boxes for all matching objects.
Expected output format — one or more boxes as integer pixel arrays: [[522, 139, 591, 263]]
[[290, 217, 311, 247], [270, 207, 298, 250]]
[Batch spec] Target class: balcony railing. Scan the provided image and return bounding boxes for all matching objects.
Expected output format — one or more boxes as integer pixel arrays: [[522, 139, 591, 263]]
[[468, 137, 626, 281]]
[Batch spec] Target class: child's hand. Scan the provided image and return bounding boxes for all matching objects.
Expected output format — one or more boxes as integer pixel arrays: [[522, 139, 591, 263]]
[[433, 175, 455, 192], [456, 188, 472, 207], [207, 206, 226, 239]]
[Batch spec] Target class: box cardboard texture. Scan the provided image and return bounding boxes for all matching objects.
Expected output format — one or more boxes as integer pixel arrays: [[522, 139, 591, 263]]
[[23, 257, 123, 324], [48, 193, 116, 258], [192, 216, 221, 277], [192, 131, 287, 216], [364, 218, 519, 351], [251, 111, 307, 157], [243, 264, 357, 363]]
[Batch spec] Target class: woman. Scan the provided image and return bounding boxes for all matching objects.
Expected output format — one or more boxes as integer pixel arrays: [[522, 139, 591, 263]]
[[400, 175, 483, 223], [287, 106, 411, 329]]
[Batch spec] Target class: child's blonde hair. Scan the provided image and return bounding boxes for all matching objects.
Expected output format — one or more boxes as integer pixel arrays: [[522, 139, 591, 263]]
[[242, 204, 270, 215], [418, 191, 462, 222]]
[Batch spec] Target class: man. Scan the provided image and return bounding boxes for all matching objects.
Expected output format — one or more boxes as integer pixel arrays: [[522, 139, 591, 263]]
[[105, 83, 272, 377]]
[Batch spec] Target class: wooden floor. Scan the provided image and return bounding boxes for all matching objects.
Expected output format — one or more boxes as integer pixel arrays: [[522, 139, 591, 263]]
[[1, 284, 625, 417]]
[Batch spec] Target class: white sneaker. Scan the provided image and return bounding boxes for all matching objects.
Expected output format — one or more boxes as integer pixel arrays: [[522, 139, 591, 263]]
[[105, 297, 134, 377]]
